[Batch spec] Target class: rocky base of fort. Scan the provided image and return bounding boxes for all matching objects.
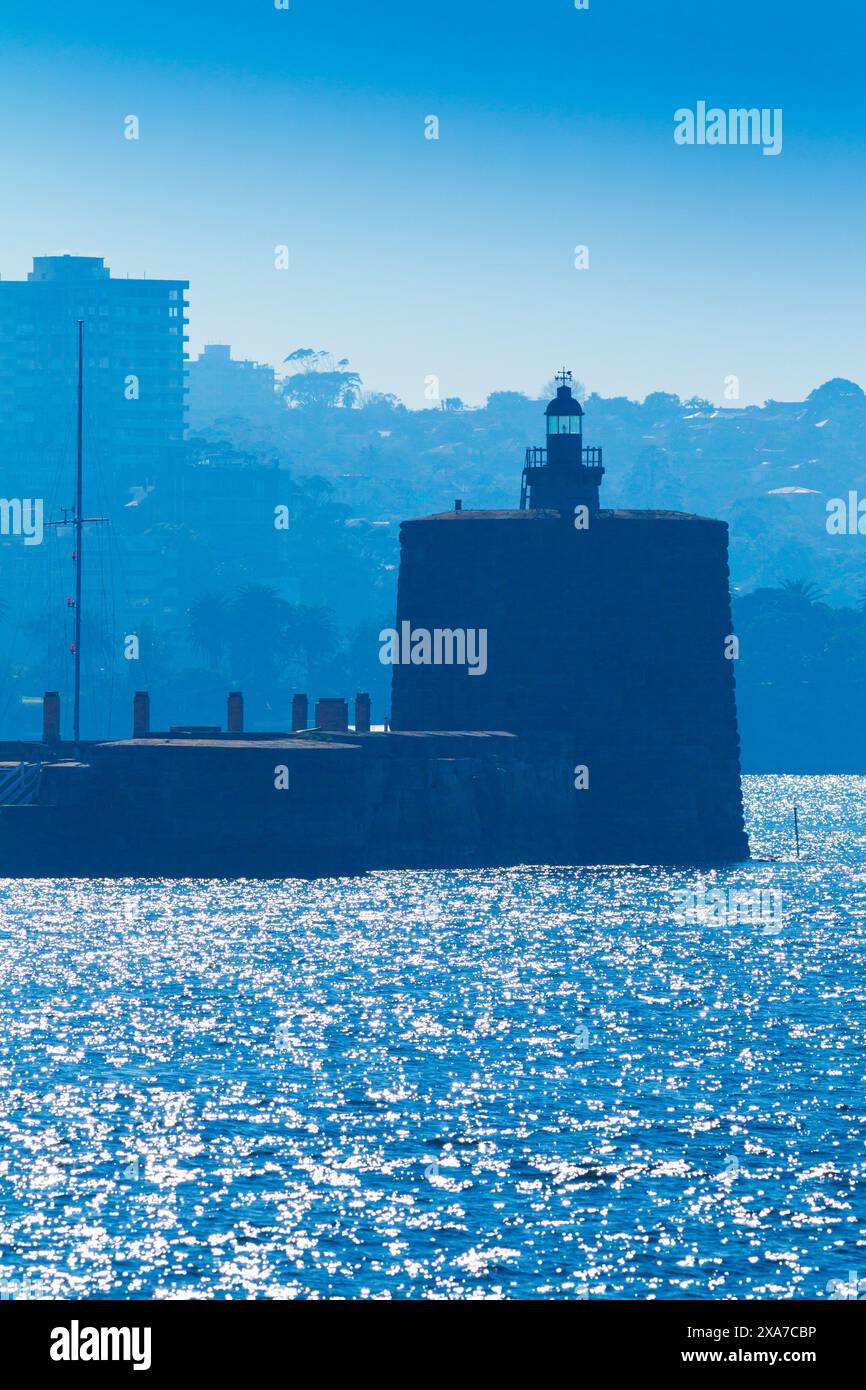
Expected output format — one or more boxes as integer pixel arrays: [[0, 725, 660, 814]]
[[0, 729, 749, 878]]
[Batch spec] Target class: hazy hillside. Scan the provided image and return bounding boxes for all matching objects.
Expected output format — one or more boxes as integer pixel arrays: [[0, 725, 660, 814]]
[[194, 373, 866, 606], [3, 372, 866, 768]]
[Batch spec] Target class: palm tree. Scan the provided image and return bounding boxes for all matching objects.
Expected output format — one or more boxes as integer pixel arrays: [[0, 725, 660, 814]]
[[227, 585, 293, 691], [283, 604, 337, 664], [777, 579, 825, 604], [187, 592, 229, 670]]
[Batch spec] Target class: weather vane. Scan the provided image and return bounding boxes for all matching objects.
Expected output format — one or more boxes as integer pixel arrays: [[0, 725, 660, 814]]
[[555, 367, 573, 388]]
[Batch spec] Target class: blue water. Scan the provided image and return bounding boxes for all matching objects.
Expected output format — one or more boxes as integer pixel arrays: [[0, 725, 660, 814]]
[[0, 775, 864, 1300]]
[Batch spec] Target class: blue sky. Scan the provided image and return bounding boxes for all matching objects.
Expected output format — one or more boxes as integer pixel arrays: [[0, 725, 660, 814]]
[[1, 0, 864, 406]]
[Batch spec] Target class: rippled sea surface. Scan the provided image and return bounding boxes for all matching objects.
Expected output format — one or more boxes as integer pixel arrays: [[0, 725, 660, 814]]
[[1, 775, 864, 1300]]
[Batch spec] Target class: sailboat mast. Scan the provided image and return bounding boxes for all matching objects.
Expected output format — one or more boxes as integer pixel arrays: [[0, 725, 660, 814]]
[[73, 318, 83, 748]]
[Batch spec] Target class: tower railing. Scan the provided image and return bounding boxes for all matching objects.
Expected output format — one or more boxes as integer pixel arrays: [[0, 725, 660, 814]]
[[522, 445, 604, 470], [520, 445, 605, 509]]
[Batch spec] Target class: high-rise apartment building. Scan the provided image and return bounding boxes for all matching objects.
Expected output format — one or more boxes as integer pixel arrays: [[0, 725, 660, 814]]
[[187, 344, 277, 432], [0, 254, 188, 508]]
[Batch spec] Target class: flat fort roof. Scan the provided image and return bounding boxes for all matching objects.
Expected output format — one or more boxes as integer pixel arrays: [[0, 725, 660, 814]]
[[405, 508, 723, 524]]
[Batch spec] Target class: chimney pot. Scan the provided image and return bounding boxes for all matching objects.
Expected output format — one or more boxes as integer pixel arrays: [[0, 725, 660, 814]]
[[227, 691, 244, 734], [354, 692, 371, 734], [42, 691, 61, 744], [133, 691, 150, 738], [291, 693, 308, 732]]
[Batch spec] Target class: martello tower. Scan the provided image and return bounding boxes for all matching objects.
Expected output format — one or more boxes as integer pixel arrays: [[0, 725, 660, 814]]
[[390, 372, 748, 863]]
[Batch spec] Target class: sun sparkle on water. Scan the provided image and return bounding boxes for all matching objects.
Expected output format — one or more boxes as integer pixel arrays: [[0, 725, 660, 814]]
[[0, 775, 864, 1300]]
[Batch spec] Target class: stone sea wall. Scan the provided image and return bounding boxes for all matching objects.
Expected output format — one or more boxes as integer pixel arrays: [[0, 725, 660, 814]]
[[0, 721, 746, 877]]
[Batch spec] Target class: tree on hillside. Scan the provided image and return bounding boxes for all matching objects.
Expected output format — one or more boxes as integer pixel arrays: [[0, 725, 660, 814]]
[[281, 349, 362, 408], [642, 391, 682, 416], [542, 376, 586, 402]]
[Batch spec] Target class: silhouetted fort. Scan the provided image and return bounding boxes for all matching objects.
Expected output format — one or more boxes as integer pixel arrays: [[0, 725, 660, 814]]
[[391, 373, 747, 863], [0, 373, 749, 875]]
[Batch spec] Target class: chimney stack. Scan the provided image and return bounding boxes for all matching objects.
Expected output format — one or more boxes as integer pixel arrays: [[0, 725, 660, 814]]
[[42, 691, 60, 744], [291, 693, 308, 732], [133, 691, 150, 738], [315, 698, 349, 732], [227, 691, 244, 734], [354, 692, 371, 733]]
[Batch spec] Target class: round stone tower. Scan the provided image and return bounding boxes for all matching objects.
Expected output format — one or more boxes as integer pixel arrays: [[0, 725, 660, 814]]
[[388, 373, 749, 863]]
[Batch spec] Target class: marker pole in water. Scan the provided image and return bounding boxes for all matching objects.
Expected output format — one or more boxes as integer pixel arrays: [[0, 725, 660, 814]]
[[793, 803, 800, 859]]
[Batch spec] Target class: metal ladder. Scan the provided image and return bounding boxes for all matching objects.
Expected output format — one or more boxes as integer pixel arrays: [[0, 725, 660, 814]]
[[0, 762, 42, 806]]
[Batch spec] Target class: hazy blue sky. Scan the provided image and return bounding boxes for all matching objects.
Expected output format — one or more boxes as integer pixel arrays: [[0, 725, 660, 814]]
[[1, 0, 864, 406]]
